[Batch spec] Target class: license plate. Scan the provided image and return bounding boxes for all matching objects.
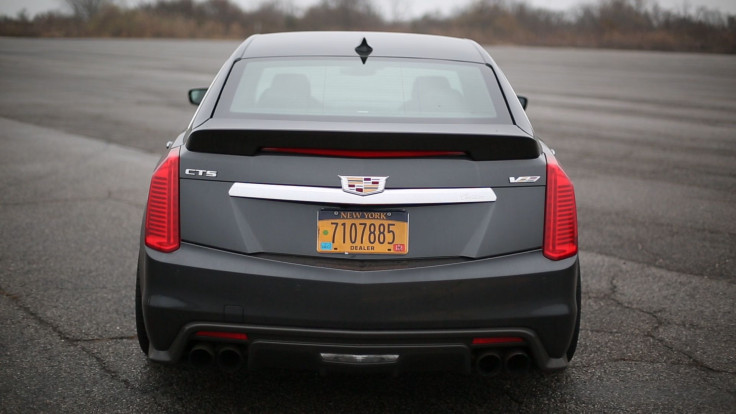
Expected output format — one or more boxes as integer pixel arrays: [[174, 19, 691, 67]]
[[317, 210, 408, 255]]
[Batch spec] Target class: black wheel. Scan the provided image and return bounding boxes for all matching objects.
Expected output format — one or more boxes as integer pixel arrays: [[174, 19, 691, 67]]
[[135, 269, 150, 355], [566, 267, 581, 361]]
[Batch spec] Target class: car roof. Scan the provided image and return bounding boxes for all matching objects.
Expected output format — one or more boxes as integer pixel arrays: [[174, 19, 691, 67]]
[[239, 31, 488, 63]]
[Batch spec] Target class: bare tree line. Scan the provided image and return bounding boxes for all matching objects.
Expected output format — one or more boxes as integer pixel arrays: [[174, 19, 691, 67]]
[[2, 0, 734, 53]]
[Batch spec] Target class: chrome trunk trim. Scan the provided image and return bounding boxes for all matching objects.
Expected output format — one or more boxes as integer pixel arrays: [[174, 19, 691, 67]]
[[228, 183, 496, 205]]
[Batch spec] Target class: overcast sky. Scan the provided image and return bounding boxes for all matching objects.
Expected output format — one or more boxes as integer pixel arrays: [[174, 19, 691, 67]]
[[2, 0, 735, 18]]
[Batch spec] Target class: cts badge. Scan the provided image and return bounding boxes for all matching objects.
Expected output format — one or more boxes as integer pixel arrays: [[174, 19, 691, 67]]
[[185, 169, 217, 177], [339, 176, 388, 196]]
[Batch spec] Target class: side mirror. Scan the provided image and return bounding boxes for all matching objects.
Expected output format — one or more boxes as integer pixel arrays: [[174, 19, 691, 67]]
[[188, 88, 207, 105], [517, 95, 528, 110]]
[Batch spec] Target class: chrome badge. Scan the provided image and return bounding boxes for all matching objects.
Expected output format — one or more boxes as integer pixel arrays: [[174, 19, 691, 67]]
[[339, 176, 388, 196], [509, 176, 540, 183]]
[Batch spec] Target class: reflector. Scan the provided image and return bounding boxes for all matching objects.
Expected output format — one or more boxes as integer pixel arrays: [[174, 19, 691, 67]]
[[195, 331, 249, 341], [472, 337, 524, 345]]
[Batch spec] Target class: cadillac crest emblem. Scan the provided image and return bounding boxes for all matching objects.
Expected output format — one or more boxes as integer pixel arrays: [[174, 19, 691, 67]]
[[339, 176, 388, 196]]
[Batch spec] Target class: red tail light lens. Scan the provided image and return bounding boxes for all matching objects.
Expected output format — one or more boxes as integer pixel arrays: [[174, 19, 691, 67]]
[[145, 148, 180, 252], [261, 148, 465, 158], [543, 153, 578, 260]]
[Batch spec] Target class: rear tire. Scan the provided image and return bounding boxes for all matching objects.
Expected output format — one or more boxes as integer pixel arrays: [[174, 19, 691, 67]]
[[135, 268, 150, 355], [566, 267, 581, 361]]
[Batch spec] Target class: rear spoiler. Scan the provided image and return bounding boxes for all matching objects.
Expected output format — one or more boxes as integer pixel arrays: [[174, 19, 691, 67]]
[[186, 125, 540, 162]]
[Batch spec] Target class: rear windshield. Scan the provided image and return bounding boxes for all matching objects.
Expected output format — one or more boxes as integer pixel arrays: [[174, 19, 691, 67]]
[[215, 57, 512, 124]]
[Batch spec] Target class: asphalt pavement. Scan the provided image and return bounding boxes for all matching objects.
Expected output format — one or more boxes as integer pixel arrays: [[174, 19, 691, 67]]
[[0, 38, 734, 413]]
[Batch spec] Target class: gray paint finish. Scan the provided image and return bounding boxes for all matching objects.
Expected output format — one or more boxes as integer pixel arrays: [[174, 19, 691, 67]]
[[238, 31, 487, 63], [179, 157, 546, 258], [179, 146, 547, 188], [143, 243, 577, 359]]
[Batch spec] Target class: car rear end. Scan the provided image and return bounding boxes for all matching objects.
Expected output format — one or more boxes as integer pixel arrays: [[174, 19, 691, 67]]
[[137, 32, 579, 376]]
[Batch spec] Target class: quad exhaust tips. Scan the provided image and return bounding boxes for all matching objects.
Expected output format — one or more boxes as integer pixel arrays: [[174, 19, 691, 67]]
[[216, 345, 245, 373], [188, 343, 245, 372], [475, 349, 532, 376], [476, 351, 503, 377], [504, 349, 532, 375], [189, 343, 215, 367]]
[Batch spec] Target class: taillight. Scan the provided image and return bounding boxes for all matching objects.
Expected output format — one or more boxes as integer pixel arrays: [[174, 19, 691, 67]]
[[145, 148, 180, 252], [261, 148, 465, 158], [543, 153, 578, 260]]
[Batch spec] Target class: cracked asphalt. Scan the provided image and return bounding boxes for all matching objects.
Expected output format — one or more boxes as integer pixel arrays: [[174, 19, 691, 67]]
[[0, 38, 734, 413]]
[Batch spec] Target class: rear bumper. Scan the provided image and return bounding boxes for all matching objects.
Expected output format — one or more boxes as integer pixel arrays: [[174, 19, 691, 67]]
[[151, 323, 568, 373], [139, 242, 579, 372]]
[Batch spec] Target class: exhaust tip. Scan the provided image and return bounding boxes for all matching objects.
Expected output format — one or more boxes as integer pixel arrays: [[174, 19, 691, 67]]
[[189, 343, 215, 367], [216, 345, 244, 373], [475, 351, 503, 377], [504, 349, 532, 374]]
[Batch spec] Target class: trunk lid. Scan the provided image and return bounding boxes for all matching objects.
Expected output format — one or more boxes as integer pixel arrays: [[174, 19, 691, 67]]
[[178, 121, 546, 261]]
